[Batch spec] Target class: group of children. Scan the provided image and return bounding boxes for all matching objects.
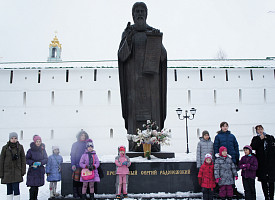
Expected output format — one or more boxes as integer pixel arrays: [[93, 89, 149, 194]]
[[70, 131, 131, 200], [0, 133, 63, 200], [0, 131, 131, 200], [197, 125, 259, 200], [1, 124, 272, 200], [77, 141, 131, 200], [3, 130, 129, 200]]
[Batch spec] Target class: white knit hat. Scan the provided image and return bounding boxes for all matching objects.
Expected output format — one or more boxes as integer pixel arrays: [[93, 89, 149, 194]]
[[205, 153, 212, 160]]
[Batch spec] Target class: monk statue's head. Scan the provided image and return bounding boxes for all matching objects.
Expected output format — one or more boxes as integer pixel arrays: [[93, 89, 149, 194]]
[[132, 2, 148, 31]]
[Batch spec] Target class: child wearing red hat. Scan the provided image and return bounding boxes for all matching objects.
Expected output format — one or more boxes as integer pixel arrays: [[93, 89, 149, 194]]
[[214, 146, 238, 200], [115, 146, 131, 199], [198, 153, 216, 200]]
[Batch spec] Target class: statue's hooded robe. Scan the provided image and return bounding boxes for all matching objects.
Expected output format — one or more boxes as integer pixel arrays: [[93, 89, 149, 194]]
[[118, 23, 167, 152]]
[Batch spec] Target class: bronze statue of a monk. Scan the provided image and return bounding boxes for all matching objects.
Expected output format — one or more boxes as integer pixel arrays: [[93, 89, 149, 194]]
[[118, 2, 167, 152]]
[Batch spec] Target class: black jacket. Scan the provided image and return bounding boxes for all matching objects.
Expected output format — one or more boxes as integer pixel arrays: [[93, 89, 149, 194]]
[[251, 134, 275, 181]]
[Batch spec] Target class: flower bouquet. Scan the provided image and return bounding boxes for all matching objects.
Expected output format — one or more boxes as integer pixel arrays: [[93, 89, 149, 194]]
[[127, 120, 171, 159]]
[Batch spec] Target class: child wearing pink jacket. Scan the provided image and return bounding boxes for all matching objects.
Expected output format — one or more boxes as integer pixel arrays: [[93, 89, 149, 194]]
[[115, 146, 131, 199], [79, 140, 100, 200]]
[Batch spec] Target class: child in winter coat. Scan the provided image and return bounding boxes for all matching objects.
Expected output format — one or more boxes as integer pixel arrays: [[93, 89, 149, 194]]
[[26, 135, 48, 200], [0, 132, 26, 200], [196, 130, 214, 169], [239, 145, 258, 200], [214, 146, 238, 200], [213, 122, 240, 165], [79, 139, 100, 200], [115, 146, 131, 199], [46, 146, 63, 198], [198, 153, 216, 200], [70, 130, 90, 198]]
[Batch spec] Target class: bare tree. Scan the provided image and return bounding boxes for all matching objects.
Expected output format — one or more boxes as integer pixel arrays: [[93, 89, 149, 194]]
[[216, 48, 227, 59]]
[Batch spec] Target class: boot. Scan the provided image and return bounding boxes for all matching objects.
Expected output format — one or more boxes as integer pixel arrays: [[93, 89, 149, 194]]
[[78, 186, 83, 198], [29, 187, 36, 200], [53, 183, 60, 197], [89, 193, 95, 200], [81, 194, 87, 200], [14, 195, 20, 200], [50, 189, 54, 198], [123, 194, 128, 198], [35, 187, 39, 200], [233, 186, 244, 198], [73, 186, 80, 198], [7, 194, 13, 200]]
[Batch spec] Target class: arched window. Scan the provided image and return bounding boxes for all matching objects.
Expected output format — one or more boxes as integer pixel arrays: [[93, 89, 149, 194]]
[[52, 48, 57, 58]]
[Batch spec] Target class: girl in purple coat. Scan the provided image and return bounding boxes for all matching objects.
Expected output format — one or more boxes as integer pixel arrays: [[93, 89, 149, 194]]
[[79, 139, 100, 200], [26, 135, 48, 200], [239, 145, 258, 200]]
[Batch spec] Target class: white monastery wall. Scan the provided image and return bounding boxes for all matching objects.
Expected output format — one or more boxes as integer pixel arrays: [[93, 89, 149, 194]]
[[0, 65, 274, 156]]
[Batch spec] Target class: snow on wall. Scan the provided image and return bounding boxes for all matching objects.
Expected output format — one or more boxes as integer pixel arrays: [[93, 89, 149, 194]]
[[0, 64, 274, 157]]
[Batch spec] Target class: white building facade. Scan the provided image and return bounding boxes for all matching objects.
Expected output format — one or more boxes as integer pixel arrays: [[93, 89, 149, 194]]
[[0, 59, 274, 156]]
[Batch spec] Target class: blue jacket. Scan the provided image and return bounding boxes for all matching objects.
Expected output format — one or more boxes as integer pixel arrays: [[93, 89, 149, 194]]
[[46, 154, 63, 182], [214, 131, 239, 164]]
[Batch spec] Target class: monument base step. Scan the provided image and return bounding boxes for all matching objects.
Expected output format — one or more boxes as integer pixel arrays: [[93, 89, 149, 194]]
[[48, 193, 202, 200], [49, 194, 245, 200], [126, 151, 175, 159]]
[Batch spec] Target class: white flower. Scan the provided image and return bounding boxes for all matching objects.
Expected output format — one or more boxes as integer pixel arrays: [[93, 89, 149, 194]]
[[126, 134, 133, 141], [150, 137, 157, 143], [152, 130, 158, 136], [127, 121, 171, 146]]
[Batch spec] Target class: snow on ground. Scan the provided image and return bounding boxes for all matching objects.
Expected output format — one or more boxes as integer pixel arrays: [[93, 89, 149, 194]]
[[0, 151, 266, 200]]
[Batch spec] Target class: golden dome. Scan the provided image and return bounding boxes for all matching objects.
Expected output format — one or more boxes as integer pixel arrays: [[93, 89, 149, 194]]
[[49, 36, 62, 49]]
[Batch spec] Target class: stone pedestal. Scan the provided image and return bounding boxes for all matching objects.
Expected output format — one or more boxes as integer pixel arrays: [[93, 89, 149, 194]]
[[61, 161, 200, 197]]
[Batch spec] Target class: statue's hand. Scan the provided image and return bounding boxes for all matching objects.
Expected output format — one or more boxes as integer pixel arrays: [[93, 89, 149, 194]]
[[125, 22, 133, 32]]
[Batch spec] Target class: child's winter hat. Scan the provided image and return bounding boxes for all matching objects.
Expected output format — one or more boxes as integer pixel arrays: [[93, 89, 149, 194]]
[[52, 146, 59, 151], [9, 132, 18, 140], [86, 139, 94, 148], [119, 146, 126, 152], [202, 130, 209, 137], [205, 153, 212, 161], [33, 135, 42, 143], [243, 145, 252, 153], [219, 146, 227, 156]]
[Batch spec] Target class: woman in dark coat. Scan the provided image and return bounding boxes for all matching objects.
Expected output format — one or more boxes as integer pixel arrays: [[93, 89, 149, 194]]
[[0, 132, 26, 200], [70, 130, 89, 198], [26, 135, 48, 200], [251, 125, 275, 200]]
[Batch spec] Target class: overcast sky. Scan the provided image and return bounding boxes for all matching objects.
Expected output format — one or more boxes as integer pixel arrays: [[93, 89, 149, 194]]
[[0, 0, 275, 62]]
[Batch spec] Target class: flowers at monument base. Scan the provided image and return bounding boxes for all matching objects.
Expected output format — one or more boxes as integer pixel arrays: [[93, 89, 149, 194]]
[[127, 120, 171, 146]]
